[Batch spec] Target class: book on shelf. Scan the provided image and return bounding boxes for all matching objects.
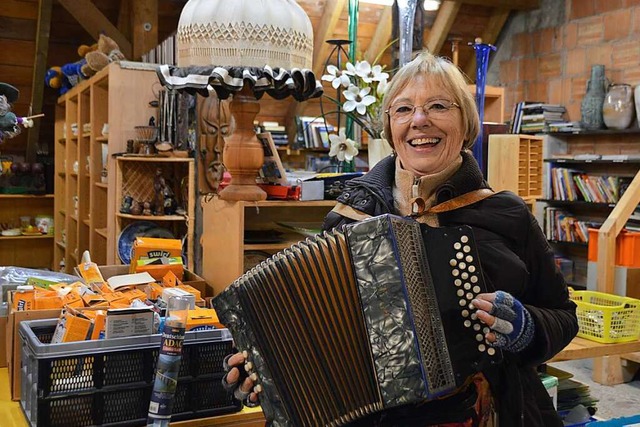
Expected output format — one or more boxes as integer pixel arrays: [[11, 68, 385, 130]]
[[509, 101, 567, 134]]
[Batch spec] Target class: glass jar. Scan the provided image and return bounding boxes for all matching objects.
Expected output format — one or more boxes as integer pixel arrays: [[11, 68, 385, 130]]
[[602, 83, 635, 130]]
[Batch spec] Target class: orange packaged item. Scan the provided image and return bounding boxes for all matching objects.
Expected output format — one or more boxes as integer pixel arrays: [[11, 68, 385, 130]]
[[82, 294, 109, 308], [62, 290, 84, 309], [90, 310, 107, 340], [102, 292, 127, 304], [162, 271, 181, 287], [77, 259, 107, 287], [129, 237, 183, 274], [186, 307, 224, 331], [34, 294, 63, 310], [135, 259, 184, 282], [51, 308, 93, 343], [12, 286, 35, 311], [147, 282, 166, 300], [120, 288, 148, 304], [177, 284, 204, 306]]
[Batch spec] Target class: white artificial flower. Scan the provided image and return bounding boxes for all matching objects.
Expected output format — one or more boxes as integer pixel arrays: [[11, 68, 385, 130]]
[[343, 62, 357, 76], [343, 85, 376, 115], [377, 76, 388, 97], [355, 61, 373, 82], [328, 130, 359, 162], [371, 64, 389, 82], [321, 65, 350, 89]]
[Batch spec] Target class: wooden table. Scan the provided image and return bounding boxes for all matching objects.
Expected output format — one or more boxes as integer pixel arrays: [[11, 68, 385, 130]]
[[549, 337, 640, 362], [548, 337, 640, 385]]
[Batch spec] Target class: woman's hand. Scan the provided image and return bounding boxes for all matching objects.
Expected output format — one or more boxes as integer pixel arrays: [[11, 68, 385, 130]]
[[222, 351, 261, 407], [471, 291, 535, 353]]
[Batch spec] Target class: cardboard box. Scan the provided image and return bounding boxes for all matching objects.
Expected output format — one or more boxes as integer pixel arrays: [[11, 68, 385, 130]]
[[105, 307, 155, 339], [83, 265, 213, 299], [6, 291, 60, 400], [0, 315, 7, 368], [129, 237, 182, 274]]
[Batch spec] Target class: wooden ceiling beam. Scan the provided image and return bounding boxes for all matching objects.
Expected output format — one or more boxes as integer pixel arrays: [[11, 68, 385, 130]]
[[26, 0, 52, 163], [285, 0, 348, 136], [117, 0, 132, 43], [460, 0, 538, 9], [425, 1, 461, 55], [463, 7, 510, 80], [364, 6, 393, 65], [57, 0, 133, 59], [131, 0, 158, 60]]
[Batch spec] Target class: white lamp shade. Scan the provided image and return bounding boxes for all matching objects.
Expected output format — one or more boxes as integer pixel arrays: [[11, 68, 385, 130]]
[[177, 0, 314, 70]]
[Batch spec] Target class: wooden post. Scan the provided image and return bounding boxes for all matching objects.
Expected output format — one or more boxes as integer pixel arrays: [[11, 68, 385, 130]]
[[26, 0, 52, 163], [597, 168, 640, 294]]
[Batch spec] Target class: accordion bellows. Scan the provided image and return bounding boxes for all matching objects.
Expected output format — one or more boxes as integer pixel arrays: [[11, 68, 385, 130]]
[[177, 0, 314, 70], [213, 214, 501, 427]]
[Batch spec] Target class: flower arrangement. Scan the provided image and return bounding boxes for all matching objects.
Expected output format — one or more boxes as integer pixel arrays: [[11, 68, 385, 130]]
[[321, 59, 389, 141]]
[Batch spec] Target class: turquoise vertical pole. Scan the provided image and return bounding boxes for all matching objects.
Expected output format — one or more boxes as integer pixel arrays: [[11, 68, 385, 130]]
[[346, 0, 359, 146]]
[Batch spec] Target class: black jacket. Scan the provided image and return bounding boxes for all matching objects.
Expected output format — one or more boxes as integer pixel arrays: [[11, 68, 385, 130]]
[[323, 152, 578, 427]]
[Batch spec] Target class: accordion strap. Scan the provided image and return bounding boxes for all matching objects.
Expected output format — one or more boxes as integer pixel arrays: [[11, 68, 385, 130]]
[[411, 188, 495, 216]]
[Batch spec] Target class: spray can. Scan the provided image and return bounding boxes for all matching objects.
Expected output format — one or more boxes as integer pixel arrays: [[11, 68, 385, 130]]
[[147, 296, 190, 426]]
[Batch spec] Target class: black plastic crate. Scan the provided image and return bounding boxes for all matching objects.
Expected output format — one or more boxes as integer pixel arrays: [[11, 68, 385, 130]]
[[20, 319, 242, 427]]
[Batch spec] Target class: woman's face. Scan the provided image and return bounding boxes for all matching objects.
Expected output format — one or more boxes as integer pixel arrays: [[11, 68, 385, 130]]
[[389, 75, 465, 176]]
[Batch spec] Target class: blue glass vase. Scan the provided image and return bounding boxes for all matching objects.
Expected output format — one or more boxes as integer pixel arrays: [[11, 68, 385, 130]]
[[471, 40, 496, 173]]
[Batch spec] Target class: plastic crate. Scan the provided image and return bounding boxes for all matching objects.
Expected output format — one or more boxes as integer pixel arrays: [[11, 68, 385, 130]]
[[570, 290, 640, 344], [587, 228, 640, 267], [19, 319, 241, 427]]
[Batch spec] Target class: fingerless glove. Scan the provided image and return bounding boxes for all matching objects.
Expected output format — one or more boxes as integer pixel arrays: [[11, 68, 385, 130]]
[[490, 291, 535, 353]]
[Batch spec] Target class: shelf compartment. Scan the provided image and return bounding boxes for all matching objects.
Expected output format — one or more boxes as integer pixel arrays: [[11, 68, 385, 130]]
[[94, 182, 108, 189], [116, 213, 186, 221], [0, 235, 54, 240], [95, 228, 108, 239], [82, 219, 91, 227], [56, 241, 66, 249]]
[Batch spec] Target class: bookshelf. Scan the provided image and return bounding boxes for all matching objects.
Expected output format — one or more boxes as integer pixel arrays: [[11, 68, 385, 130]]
[[541, 129, 640, 289]]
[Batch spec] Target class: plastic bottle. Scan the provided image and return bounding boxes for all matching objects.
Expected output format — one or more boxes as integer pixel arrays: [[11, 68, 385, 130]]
[[147, 296, 190, 426]]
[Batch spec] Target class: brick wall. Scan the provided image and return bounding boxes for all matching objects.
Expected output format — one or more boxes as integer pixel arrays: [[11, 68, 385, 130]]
[[497, 0, 640, 122]]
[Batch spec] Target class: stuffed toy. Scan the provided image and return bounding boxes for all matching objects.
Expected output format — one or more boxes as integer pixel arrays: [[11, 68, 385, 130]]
[[45, 42, 99, 95], [0, 83, 37, 144], [82, 35, 126, 78]]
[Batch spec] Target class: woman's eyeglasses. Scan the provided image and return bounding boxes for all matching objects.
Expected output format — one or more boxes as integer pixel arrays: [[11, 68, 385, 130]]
[[386, 99, 460, 123]]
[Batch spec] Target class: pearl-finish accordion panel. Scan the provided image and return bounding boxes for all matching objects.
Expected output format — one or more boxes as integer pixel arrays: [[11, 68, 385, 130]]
[[212, 214, 501, 427]]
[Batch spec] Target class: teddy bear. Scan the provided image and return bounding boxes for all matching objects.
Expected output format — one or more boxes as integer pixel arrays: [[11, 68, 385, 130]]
[[81, 34, 126, 78]]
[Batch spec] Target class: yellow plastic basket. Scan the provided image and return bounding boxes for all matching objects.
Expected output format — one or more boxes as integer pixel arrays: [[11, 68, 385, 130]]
[[570, 291, 640, 344]]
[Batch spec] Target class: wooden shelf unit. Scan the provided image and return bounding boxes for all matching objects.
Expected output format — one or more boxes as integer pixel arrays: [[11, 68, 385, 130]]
[[201, 198, 336, 295], [114, 156, 196, 271], [487, 134, 543, 199], [0, 194, 54, 269], [541, 130, 640, 290], [54, 62, 159, 272]]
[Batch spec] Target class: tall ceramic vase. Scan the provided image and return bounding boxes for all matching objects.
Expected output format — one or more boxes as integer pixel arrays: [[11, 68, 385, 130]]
[[580, 65, 607, 130], [471, 40, 496, 174]]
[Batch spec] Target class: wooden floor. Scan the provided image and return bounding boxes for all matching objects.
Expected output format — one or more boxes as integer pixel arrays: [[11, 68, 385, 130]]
[[0, 369, 28, 427]]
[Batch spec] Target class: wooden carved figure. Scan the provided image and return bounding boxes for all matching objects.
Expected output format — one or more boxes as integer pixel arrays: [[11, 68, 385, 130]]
[[197, 91, 235, 193]]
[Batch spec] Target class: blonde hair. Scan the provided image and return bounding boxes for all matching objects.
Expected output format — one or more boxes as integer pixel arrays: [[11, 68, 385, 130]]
[[381, 51, 480, 150]]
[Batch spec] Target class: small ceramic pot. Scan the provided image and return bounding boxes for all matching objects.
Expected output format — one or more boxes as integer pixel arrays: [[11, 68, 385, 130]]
[[603, 83, 635, 130]]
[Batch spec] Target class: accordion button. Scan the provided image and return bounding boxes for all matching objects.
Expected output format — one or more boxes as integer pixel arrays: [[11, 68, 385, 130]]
[[459, 299, 466, 306], [464, 320, 472, 327], [468, 265, 476, 273], [473, 285, 481, 293], [466, 292, 474, 300], [466, 255, 474, 263], [463, 245, 471, 253], [476, 334, 484, 341], [455, 279, 462, 286], [462, 309, 469, 317], [457, 289, 465, 297], [483, 327, 490, 334], [469, 302, 476, 310], [474, 323, 481, 331], [458, 262, 466, 270], [470, 275, 479, 283], [452, 269, 460, 276], [487, 348, 496, 356], [450, 259, 457, 266], [464, 283, 471, 290], [454, 242, 462, 250], [461, 235, 469, 243], [456, 252, 464, 259], [478, 344, 486, 352], [461, 272, 469, 280], [471, 313, 478, 320]]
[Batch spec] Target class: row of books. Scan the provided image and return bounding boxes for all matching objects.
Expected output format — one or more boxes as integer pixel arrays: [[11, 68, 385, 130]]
[[549, 167, 627, 203], [509, 101, 567, 134], [544, 207, 600, 243], [255, 121, 289, 146], [294, 116, 335, 150]]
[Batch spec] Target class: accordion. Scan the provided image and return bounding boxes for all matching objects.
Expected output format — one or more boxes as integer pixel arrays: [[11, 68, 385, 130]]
[[213, 214, 502, 427]]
